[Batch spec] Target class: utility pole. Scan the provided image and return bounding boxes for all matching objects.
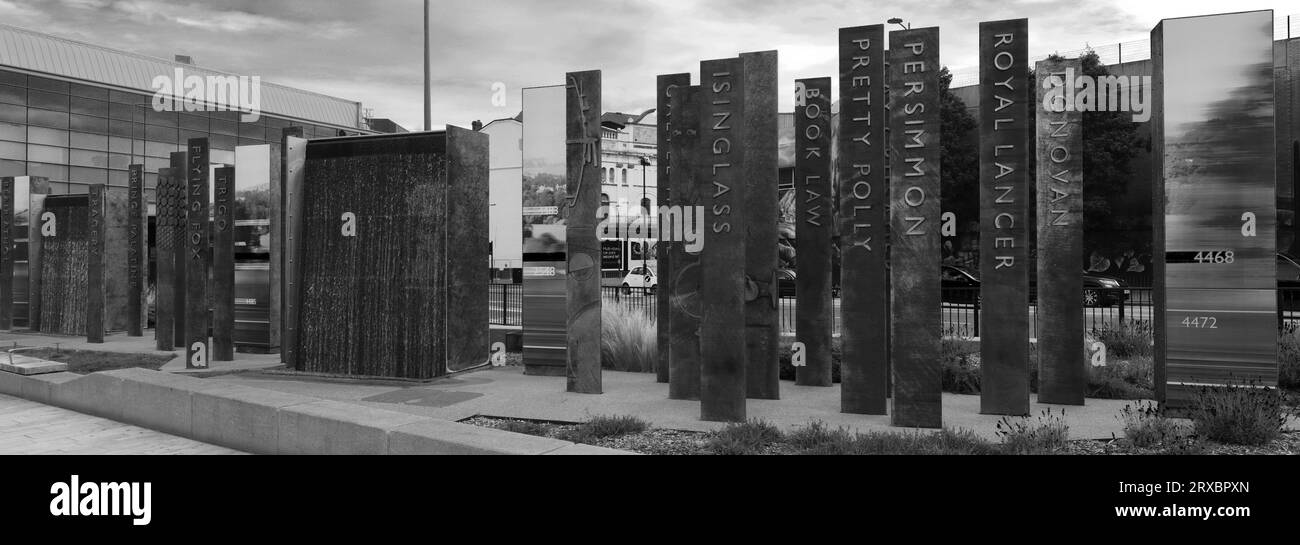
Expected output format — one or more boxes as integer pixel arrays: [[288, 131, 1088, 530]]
[[424, 0, 431, 131]]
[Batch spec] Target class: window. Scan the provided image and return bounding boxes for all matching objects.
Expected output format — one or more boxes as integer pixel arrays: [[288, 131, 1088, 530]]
[[70, 149, 108, 168], [69, 114, 108, 134], [108, 136, 132, 154], [109, 102, 136, 121], [145, 108, 177, 127], [0, 122, 23, 141], [0, 85, 24, 106], [0, 141, 24, 160], [27, 163, 67, 181], [28, 109, 69, 129], [0, 103, 26, 124], [622, 169, 627, 186], [28, 145, 68, 163], [70, 96, 109, 117], [108, 119, 133, 137], [145, 124, 177, 143], [28, 127, 66, 146], [69, 83, 109, 101], [27, 90, 68, 112], [69, 166, 107, 184], [27, 76, 69, 94], [70, 132, 108, 151], [179, 113, 209, 131], [0, 70, 26, 87]]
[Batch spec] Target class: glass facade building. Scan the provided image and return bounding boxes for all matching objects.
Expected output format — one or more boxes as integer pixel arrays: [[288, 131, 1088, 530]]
[[0, 67, 365, 201]]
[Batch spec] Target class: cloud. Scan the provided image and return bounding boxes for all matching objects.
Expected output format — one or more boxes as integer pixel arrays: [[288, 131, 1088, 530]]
[[1, 0, 1294, 132]]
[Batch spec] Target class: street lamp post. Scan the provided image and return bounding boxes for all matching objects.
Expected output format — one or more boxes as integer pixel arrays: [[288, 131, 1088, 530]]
[[640, 156, 651, 273]]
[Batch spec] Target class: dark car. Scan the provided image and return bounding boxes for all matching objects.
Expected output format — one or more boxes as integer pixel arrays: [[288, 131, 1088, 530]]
[[940, 265, 1129, 307]]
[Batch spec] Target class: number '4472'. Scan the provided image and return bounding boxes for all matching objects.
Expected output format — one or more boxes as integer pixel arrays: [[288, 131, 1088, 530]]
[[1181, 316, 1217, 329]]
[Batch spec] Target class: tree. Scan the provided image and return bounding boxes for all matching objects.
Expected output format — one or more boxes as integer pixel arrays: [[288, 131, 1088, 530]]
[[938, 66, 980, 267]]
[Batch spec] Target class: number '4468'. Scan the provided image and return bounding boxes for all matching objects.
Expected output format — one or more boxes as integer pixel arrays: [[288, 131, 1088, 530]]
[[1181, 316, 1217, 329], [1193, 251, 1234, 264]]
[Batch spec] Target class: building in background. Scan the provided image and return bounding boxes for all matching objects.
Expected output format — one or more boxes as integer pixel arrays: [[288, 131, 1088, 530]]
[[0, 23, 372, 202], [480, 114, 522, 276]]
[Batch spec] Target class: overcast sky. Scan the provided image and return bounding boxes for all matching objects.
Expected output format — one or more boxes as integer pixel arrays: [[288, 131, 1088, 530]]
[[1, 0, 1295, 130]]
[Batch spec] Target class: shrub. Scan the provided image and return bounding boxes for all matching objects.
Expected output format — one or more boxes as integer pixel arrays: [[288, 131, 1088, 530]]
[[1280, 333, 1300, 391], [601, 304, 657, 372], [560, 415, 650, 444], [1189, 383, 1290, 446], [499, 419, 549, 437], [778, 337, 842, 383], [1091, 322, 1153, 359], [706, 419, 785, 455], [941, 338, 981, 394], [1116, 401, 1189, 448], [995, 409, 1070, 454], [850, 427, 1000, 455], [787, 421, 852, 451], [1087, 358, 1155, 400]]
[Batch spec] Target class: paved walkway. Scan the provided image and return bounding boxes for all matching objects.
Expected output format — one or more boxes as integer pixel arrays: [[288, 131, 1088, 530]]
[[0, 394, 244, 455], [206, 367, 1149, 440]]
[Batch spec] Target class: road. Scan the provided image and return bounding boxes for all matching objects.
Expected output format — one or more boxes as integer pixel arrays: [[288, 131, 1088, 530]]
[[0, 394, 244, 455]]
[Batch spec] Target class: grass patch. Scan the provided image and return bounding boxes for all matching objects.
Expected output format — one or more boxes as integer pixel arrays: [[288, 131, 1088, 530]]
[[1281, 333, 1300, 391], [1189, 383, 1291, 446], [706, 419, 785, 455], [1086, 358, 1154, 400], [778, 337, 843, 383], [14, 348, 174, 375], [601, 304, 656, 373], [1116, 401, 1191, 449], [995, 409, 1070, 454], [1091, 322, 1153, 359], [941, 338, 981, 394], [560, 415, 650, 444]]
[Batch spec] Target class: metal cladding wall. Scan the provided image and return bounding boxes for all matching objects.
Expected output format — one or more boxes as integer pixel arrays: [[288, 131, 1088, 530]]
[[292, 129, 488, 379], [1153, 11, 1279, 407]]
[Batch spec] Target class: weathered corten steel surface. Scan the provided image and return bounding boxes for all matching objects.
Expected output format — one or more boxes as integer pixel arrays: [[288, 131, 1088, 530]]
[[86, 185, 104, 343], [26, 177, 50, 331], [100, 186, 131, 337], [154, 168, 178, 351], [0, 177, 13, 328], [838, 24, 889, 415], [127, 165, 146, 337], [795, 76, 833, 388], [38, 195, 90, 336], [294, 129, 487, 379], [668, 85, 703, 401], [213, 166, 236, 362], [888, 27, 943, 429], [741, 51, 780, 400], [699, 57, 747, 422], [565, 70, 603, 394], [170, 151, 187, 348], [656, 72, 689, 385], [1035, 57, 1085, 406], [978, 19, 1030, 416], [185, 139, 211, 369]]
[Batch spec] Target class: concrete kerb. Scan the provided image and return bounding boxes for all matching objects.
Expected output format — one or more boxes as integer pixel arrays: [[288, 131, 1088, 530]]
[[1, 368, 636, 455]]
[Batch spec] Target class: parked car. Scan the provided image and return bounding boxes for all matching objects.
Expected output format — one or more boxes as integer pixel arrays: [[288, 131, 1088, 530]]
[[940, 265, 1129, 307], [621, 266, 657, 295], [777, 269, 796, 297]]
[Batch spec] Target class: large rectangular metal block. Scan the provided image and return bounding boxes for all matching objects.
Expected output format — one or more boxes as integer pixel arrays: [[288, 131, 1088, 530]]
[[668, 85, 703, 401], [0, 177, 12, 328], [185, 139, 210, 369], [795, 76, 834, 388], [565, 70, 602, 394], [293, 129, 488, 379], [38, 194, 91, 336], [888, 27, 943, 429], [127, 165, 145, 336], [656, 73, 690, 385], [978, 19, 1030, 416], [213, 166, 235, 361], [699, 57, 747, 422], [741, 51, 780, 400], [838, 24, 889, 415], [1035, 57, 1086, 405], [154, 168, 178, 351]]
